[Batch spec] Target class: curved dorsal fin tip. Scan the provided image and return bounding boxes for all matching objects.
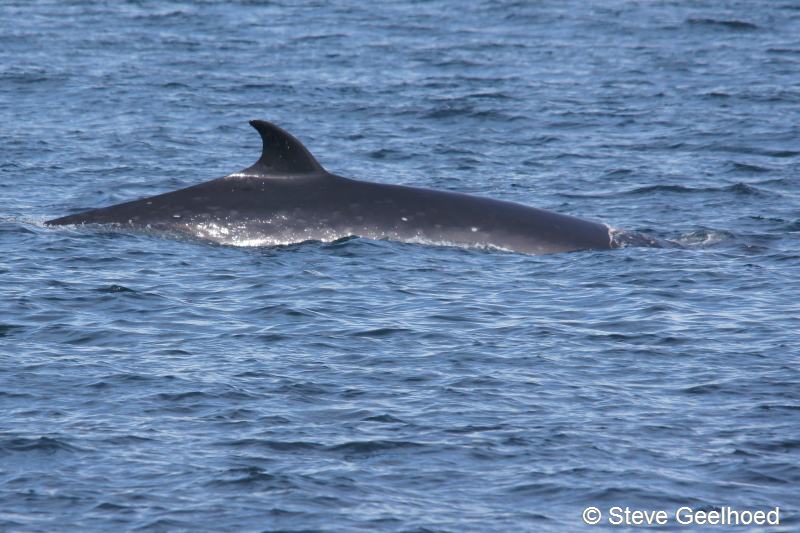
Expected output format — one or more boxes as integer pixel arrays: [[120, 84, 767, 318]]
[[244, 119, 324, 176], [249, 119, 277, 132]]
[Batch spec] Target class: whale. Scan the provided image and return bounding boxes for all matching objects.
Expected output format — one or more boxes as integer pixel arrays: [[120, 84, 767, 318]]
[[46, 120, 618, 254]]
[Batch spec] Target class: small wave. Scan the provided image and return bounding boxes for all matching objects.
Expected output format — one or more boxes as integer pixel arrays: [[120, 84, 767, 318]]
[[468, 91, 514, 100], [728, 162, 772, 174], [422, 103, 517, 122], [767, 47, 800, 55], [674, 229, 737, 247], [327, 440, 424, 454], [424, 105, 475, 119], [0, 324, 24, 337], [223, 438, 322, 452], [0, 391, 34, 399], [623, 182, 773, 197], [350, 327, 412, 338], [102, 435, 156, 445], [702, 91, 731, 99], [363, 414, 405, 423], [604, 168, 634, 178], [744, 438, 800, 453], [206, 467, 287, 488], [154, 391, 209, 402], [0, 221, 37, 235], [711, 145, 800, 158], [630, 184, 696, 195], [431, 58, 483, 68], [161, 81, 190, 89], [103, 372, 156, 384], [93, 502, 132, 512], [95, 284, 136, 293], [727, 182, 771, 195], [137, 519, 196, 530], [131, 10, 191, 21], [683, 382, 724, 395], [367, 148, 409, 160], [0, 436, 83, 454], [0, 66, 67, 84], [290, 33, 347, 43], [686, 18, 760, 31]]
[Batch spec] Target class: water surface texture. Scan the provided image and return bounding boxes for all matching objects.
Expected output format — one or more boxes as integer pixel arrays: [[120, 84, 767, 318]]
[[2, 1, 799, 531]]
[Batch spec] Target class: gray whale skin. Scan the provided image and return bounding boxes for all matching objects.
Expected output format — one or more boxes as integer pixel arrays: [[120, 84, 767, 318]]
[[47, 120, 616, 254]]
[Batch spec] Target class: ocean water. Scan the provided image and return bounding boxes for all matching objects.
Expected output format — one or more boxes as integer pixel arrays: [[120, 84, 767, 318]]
[[2, 1, 799, 531]]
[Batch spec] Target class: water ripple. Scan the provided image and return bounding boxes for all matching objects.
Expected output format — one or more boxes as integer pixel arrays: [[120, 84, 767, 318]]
[[1, 1, 798, 531]]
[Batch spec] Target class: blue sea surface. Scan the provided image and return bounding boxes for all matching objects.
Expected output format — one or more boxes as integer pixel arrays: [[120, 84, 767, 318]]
[[2, 1, 799, 531]]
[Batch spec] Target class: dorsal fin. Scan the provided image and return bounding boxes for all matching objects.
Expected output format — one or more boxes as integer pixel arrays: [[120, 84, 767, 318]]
[[242, 120, 325, 176]]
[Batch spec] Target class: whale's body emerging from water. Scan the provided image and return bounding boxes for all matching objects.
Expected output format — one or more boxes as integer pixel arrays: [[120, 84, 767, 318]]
[[47, 120, 616, 254]]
